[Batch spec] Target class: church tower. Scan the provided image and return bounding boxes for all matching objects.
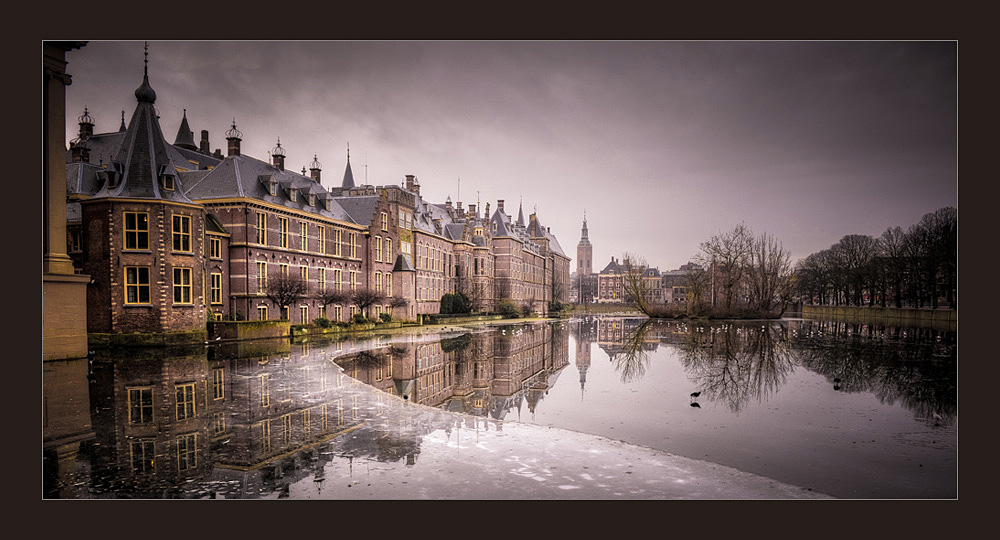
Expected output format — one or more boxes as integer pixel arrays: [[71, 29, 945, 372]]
[[576, 212, 592, 276]]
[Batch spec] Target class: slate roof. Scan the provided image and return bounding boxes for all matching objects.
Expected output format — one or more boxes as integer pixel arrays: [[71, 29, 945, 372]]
[[65, 131, 125, 169], [335, 195, 379, 226], [182, 153, 354, 223], [66, 161, 108, 197], [392, 253, 415, 272], [342, 156, 356, 188], [86, 70, 195, 204], [599, 258, 624, 274], [173, 109, 197, 150]]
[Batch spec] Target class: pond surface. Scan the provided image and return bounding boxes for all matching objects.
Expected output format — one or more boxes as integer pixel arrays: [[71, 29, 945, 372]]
[[42, 316, 956, 499]]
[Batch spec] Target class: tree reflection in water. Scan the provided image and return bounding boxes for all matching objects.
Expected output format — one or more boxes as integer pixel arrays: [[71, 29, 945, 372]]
[[675, 322, 796, 415], [607, 320, 655, 384]]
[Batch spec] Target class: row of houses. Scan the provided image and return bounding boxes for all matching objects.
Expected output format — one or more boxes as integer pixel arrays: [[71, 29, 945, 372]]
[[62, 49, 570, 340]]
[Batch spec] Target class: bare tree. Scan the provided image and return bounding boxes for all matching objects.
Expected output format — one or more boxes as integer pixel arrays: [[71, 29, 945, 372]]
[[316, 287, 351, 313], [684, 264, 711, 315], [620, 252, 650, 316], [264, 273, 308, 319], [696, 223, 753, 309], [350, 288, 386, 318], [879, 226, 908, 308], [744, 231, 793, 314], [386, 296, 409, 320]]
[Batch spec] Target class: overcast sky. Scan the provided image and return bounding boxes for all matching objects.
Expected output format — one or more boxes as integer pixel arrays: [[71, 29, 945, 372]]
[[63, 40, 956, 271]]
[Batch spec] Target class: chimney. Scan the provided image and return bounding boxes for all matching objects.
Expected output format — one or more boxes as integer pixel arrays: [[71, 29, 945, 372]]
[[456, 201, 463, 216], [405, 175, 420, 196], [309, 155, 322, 183], [70, 138, 90, 163], [468, 203, 476, 218], [77, 107, 94, 140], [485, 202, 491, 218], [199, 130, 211, 154], [225, 120, 242, 157], [497, 199, 504, 212], [271, 139, 285, 171]]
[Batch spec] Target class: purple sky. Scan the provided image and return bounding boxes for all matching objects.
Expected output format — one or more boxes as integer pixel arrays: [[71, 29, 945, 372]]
[[63, 41, 956, 271]]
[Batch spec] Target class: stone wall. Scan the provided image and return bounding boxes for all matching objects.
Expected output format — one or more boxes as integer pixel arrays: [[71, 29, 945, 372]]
[[802, 305, 956, 330]]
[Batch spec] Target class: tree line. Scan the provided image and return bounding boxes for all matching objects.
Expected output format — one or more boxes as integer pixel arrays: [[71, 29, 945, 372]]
[[794, 206, 956, 309]]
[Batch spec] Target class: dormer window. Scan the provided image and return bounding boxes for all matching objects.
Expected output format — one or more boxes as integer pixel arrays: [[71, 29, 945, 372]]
[[309, 194, 316, 207], [290, 189, 297, 202], [269, 181, 277, 196], [161, 174, 175, 191]]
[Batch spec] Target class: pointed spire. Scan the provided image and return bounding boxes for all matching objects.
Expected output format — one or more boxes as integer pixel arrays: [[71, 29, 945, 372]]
[[118, 109, 127, 132], [173, 108, 197, 150], [134, 42, 156, 103], [516, 198, 525, 227], [342, 144, 355, 188]]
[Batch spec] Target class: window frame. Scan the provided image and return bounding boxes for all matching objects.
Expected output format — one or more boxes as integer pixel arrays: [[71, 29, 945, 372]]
[[172, 214, 192, 253], [173, 267, 193, 304], [123, 211, 150, 251], [124, 266, 151, 304]]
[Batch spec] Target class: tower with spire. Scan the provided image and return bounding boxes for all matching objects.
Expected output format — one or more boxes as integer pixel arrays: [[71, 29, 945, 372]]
[[577, 211, 592, 276], [78, 42, 208, 337], [341, 143, 355, 189]]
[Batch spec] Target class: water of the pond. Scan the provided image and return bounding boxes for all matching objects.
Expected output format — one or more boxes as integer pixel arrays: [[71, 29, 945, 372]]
[[42, 316, 956, 499]]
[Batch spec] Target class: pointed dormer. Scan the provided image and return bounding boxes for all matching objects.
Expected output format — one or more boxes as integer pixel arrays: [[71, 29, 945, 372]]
[[173, 109, 197, 150], [516, 199, 525, 227], [342, 144, 355, 188]]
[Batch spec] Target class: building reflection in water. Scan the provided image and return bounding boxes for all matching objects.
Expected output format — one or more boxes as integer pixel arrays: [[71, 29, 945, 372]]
[[42, 322, 571, 499]]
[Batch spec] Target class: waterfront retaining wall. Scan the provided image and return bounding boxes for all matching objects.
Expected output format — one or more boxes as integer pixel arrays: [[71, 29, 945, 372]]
[[802, 305, 956, 330]]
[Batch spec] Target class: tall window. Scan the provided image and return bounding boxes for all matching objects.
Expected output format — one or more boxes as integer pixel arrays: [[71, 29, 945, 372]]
[[210, 237, 222, 258], [300, 265, 308, 282], [128, 387, 153, 424], [374, 271, 382, 292], [380, 211, 388, 231], [125, 266, 150, 304], [259, 374, 270, 407], [172, 215, 191, 252], [300, 222, 308, 251], [173, 267, 192, 304], [176, 434, 197, 471], [318, 268, 326, 292], [130, 439, 155, 473], [258, 421, 271, 453], [256, 261, 267, 293], [124, 212, 149, 250], [318, 226, 327, 254], [257, 213, 267, 245], [299, 305, 308, 323], [386, 238, 392, 261], [335, 305, 342, 322], [386, 273, 392, 297], [279, 217, 288, 248], [212, 368, 225, 400], [210, 272, 222, 304], [282, 414, 292, 444], [350, 232, 357, 258], [334, 269, 342, 291], [350, 270, 357, 290], [335, 229, 342, 256], [280, 263, 289, 277], [257, 305, 267, 320], [176, 383, 196, 420], [375, 237, 383, 262]]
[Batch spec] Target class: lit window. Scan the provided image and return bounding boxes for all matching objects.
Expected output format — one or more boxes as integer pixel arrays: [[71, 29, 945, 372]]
[[130, 439, 155, 473], [124, 212, 149, 250], [256, 261, 267, 293], [128, 387, 153, 424], [210, 272, 222, 304], [279, 217, 288, 248], [125, 266, 150, 304], [175, 383, 196, 421], [257, 213, 267, 245], [173, 267, 192, 304], [212, 368, 224, 400], [176, 433, 197, 471], [172, 214, 191, 252]]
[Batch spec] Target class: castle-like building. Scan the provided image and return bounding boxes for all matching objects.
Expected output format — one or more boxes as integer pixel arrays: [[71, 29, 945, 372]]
[[62, 46, 570, 340]]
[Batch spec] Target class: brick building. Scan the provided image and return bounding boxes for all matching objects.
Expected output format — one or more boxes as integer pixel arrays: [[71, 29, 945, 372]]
[[62, 45, 570, 341]]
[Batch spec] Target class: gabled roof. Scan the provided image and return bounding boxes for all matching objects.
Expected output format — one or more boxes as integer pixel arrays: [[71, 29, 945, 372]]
[[392, 253, 415, 272], [599, 258, 624, 275]]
